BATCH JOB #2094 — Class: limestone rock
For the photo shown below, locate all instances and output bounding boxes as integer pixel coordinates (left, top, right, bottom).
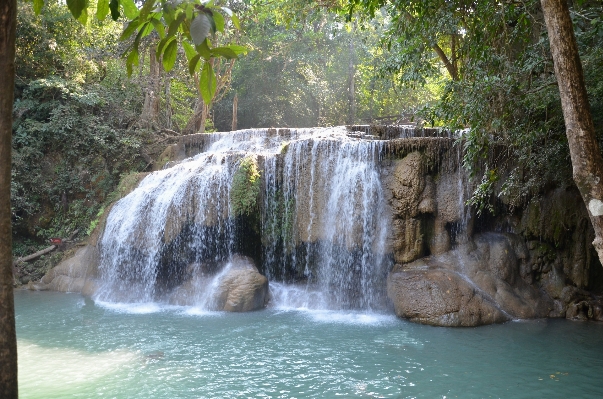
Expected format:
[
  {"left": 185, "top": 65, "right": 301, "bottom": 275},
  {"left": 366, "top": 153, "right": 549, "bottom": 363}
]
[
  {"left": 32, "top": 245, "right": 99, "bottom": 294},
  {"left": 417, "top": 176, "right": 436, "bottom": 214},
  {"left": 388, "top": 267, "right": 509, "bottom": 327},
  {"left": 429, "top": 219, "right": 451, "bottom": 255},
  {"left": 213, "top": 256, "right": 268, "bottom": 312},
  {"left": 391, "top": 218, "right": 423, "bottom": 264},
  {"left": 387, "top": 233, "right": 554, "bottom": 326},
  {"left": 435, "top": 173, "right": 463, "bottom": 224},
  {"left": 387, "top": 152, "right": 425, "bottom": 219}
]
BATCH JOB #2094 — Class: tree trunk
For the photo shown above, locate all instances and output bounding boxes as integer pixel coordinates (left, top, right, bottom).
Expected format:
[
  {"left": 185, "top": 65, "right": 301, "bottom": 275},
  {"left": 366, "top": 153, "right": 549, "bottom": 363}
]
[
  {"left": 541, "top": 0, "right": 603, "bottom": 266},
  {"left": 165, "top": 76, "right": 172, "bottom": 130},
  {"left": 0, "top": 0, "right": 19, "bottom": 396},
  {"left": 347, "top": 31, "right": 356, "bottom": 125},
  {"left": 141, "top": 46, "right": 161, "bottom": 127},
  {"left": 231, "top": 92, "right": 238, "bottom": 131}
]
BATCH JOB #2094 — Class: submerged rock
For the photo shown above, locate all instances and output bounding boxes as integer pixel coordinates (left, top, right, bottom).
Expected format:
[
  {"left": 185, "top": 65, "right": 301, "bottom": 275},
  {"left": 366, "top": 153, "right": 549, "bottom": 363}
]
[{"left": 168, "top": 255, "right": 269, "bottom": 311}]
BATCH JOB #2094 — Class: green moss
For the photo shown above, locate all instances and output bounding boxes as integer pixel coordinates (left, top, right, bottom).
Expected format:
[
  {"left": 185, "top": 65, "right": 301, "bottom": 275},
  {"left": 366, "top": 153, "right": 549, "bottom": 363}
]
[
  {"left": 230, "top": 155, "right": 261, "bottom": 217},
  {"left": 106, "top": 172, "right": 147, "bottom": 204},
  {"left": 279, "top": 141, "right": 290, "bottom": 155},
  {"left": 262, "top": 189, "right": 296, "bottom": 249}
]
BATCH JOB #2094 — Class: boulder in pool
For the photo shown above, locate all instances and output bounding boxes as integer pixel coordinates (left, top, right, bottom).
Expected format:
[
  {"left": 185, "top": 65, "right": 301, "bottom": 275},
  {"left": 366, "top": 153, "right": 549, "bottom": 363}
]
[{"left": 212, "top": 255, "right": 269, "bottom": 312}]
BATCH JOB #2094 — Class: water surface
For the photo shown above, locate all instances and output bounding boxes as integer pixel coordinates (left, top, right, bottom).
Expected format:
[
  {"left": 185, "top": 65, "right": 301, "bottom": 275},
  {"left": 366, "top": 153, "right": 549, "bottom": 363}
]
[{"left": 16, "top": 290, "right": 603, "bottom": 398}]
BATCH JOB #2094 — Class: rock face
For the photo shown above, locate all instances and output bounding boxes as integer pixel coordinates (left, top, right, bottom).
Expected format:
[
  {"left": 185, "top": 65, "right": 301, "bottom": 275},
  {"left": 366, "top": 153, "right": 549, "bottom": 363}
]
[
  {"left": 382, "top": 146, "right": 602, "bottom": 326},
  {"left": 28, "top": 245, "right": 99, "bottom": 294},
  {"left": 388, "top": 268, "right": 509, "bottom": 326},
  {"left": 388, "top": 233, "right": 554, "bottom": 326}
]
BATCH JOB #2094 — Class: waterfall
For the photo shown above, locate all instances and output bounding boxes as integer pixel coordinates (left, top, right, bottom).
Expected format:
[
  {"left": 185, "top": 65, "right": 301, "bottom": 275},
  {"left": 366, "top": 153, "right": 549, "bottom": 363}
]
[
  {"left": 95, "top": 127, "right": 393, "bottom": 310},
  {"left": 262, "top": 135, "right": 390, "bottom": 310}
]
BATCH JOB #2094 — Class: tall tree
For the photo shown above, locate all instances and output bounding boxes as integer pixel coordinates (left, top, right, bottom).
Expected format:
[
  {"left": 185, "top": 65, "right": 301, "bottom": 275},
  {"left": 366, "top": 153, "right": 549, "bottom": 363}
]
[
  {"left": 541, "top": 0, "right": 603, "bottom": 265},
  {"left": 0, "top": 0, "right": 18, "bottom": 396}
]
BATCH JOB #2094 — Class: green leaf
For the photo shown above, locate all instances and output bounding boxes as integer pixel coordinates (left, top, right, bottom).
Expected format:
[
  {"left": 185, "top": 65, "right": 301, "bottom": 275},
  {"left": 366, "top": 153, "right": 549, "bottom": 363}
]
[
  {"left": 207, "top": 12, "right": 217, "bottom": 33},
  {"left": 121, "top": 0, "right": 139, "bottom": 19},
  {"left": 126, "top": 48, "right": 139, "bottom": 77},
  {"left": 78, "top": 6, "right": 88, "bottom": 24},
  {"left": 185, "top": 3, "right": 194, "bottom": 21},
  {"left": 120, "top": 18, "right": 140, "bottom": 41},
  {"left": 127, "top": 48, "right": 139, "bottom": 66},
  {"left": 195, "top": 39, "right": 211, "bottom": 60},
  {"left": 167, "top": 12, "right": 186, "bottom": 38},
  {"left": 138, "top": 22, "right": 154, "bottom": 38},
  {"left": 213, "top": 11, "right": 225, "bottom": 32},
  {"left": 211, "top": 46, "right": 238, "bottom": 59},
  {"left": 231, "top": 15, "right": 241, "bottom": 30},
  {"left": 188, "top": 53, "right": 202, "bottom": 75},
  {"left": 109, "top": 0, "right": 120, "bottom": 20},
  {"left": 182, "top": 41, "right": 197, "bottom": 63},
  {"left": 156, "top": 36, "right": 174, "bottom": 60},
  {"left": 149, "top": 17, "right": 165, "bottom": 38},
  {"left": 162, "top": 39, "right": 178, "bottom": 72},
  {"left": 66, "top": 0, "right": 87, "bottom": 19},
  {"left": 33, "top": 0, "right": 44, "bottom": 14},
  {"left": 224, "top": 44, "right": 248, "bottom": 55},
  {"left": 199, "top": 61, "right": 217, "bottom": 104},
  {"left": 96, "top": 0, "right": 109, "bottom": 20},
  {"left": 138, "top": 0, "right": 156, "bottom": 22}
]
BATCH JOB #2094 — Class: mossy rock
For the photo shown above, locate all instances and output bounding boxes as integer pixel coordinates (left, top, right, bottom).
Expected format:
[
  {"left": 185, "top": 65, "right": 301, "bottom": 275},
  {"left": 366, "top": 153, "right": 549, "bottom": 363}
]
[
  {"left": 153, "top": 144, "right": 178, "bottom": 171},
  {"left": 230, "top": 155, "right": 261, "bottom": 217}
]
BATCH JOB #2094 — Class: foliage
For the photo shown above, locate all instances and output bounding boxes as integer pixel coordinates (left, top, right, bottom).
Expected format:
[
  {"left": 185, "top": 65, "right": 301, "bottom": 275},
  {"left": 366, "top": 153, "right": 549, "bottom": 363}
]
[
  {"left": 11, "top": 75, "right": 146, "bottom": 239},
  {"left": 346, "top": 0, "right": 603, "bottom": 212},
  {"left": 214, "top": 0, "right": 430, "bottom": 129},
  {"left": 466, "top": 168, "right": 498, "bottom": 217},
  {"left": 230, "top": 155, "right": 261, "bottom": 217}
]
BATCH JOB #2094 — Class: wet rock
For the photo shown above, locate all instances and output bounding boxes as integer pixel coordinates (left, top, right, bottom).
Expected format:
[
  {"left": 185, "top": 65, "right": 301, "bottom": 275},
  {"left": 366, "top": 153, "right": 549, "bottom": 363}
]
[
  {"left": 435, "top": 172, "right": 464, "bottom": 224},
  {"left": 386, "top": 152, "right": 425, "bottom": 219},
  {"left": 591, "top": 302, "right": 603, "bottom": 322},
  {"left": 81, "top": 279, "right": 100, "bottom": 296},
  {"left": 213, "top": 256, "right": 269, "bottom": 312},
  {"left": 560, "top": 286, "right": 589, "bottom": 306},
  {"left": 32, "top": 245, "right": 99, "bottom": 294},
  {"left": 429, "top": 219, "right": 451, "bottom": 255},
  {"left": 566, "top": 301, "right": 590, "bottom": 321},
  {"left": 387, "top": 233, "right": 554, "bottom": 326},
  {"left": 391, "top": 218, "right": 423, "bottom": 264},
  {"left": 388, "top": 266, "right": 509, "bottom": 327},
  {"left": 417, "top": 176, "right": 436, "bottom": 214}
]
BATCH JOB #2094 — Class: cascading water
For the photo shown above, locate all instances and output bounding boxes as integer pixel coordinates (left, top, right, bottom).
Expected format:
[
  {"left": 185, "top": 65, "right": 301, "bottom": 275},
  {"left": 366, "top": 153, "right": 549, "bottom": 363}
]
[
  {"left": 95, "top": 127, "right": 393, "bottom": 311},
  {"left": 263, "top": 135, "right": 390, "bottom": 310}
]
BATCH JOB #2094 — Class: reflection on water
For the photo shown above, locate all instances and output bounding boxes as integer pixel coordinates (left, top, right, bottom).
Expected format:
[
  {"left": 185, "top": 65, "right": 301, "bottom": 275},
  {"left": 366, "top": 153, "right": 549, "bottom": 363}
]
[{"left": 15, "top": 290, "right": 603, "bottom": 398}]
